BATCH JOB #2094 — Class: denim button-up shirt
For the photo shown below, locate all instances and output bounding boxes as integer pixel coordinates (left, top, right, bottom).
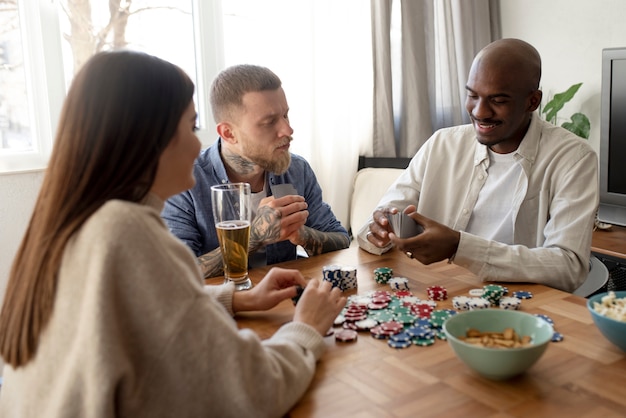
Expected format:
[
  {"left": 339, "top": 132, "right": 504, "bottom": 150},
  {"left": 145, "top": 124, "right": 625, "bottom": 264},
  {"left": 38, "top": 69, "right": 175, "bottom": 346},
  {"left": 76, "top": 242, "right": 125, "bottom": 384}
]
[{"left": 162, "top": 138, "right": 348, "bottom": 265}]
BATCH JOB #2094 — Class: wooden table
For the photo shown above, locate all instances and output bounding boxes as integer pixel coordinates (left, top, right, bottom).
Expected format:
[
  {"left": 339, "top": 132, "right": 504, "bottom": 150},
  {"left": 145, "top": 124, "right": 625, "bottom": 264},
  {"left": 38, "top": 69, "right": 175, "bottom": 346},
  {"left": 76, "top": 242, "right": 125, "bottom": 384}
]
[{"left": 207, "top": 246, "right": 626, "bottom": 417}]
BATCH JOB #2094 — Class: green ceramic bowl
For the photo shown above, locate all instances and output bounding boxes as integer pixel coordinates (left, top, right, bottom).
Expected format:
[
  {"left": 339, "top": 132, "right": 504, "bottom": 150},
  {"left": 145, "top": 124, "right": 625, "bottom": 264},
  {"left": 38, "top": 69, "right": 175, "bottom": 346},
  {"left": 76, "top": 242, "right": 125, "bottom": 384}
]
[
  {"left": 443, "top": 309, "right": 553, "bottom": 380},
  {"left": 587, "top": 291, "right": 626, "bottom": 352}
]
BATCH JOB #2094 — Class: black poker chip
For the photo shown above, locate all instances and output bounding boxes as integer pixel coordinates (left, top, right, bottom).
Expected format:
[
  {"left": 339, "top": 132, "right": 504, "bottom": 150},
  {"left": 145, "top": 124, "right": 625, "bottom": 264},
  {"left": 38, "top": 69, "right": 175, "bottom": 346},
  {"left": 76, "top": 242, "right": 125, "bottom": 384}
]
[{"left": 292, "top": 285, "right": 305, "bottom": 305}]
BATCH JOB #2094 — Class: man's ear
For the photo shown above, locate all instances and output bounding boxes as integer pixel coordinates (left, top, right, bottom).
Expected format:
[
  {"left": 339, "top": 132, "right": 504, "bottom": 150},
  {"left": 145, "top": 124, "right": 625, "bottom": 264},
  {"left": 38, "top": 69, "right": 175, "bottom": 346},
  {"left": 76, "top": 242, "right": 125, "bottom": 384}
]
[
  {"left": 528, "top": 89, "right": 543, "bottom": 112},
  {"left": 217, "top": 122, "right": 237, "bottom": 144}
]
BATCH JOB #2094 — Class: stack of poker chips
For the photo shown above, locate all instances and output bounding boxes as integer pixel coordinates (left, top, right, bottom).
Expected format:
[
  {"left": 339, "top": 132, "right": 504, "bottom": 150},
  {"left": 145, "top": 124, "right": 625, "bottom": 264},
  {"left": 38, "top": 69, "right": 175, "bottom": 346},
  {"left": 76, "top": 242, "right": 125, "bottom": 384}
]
[
  {"left": 468, "top": 297, "right": 490, "bottom": 310},
  {"left": 322, "top": 264, "right": 358, "bottom": 291},
  {"left": 426, "top": 285, "right": 447, "bottom": 301},
  {"left": 373, "top": 267, "right": 393, "bottom": 284},
  {"left": 452, "top": 295, "right": 472, "bottom": 311},
  {"left": 481, "top": 284, "right": 507, "bottom": 306},
  {"left": 388, "top": 276, "right": 410, "bottom": 291},
  {"left": 499, "top": 296, "right": 521, "bottom": 310}
]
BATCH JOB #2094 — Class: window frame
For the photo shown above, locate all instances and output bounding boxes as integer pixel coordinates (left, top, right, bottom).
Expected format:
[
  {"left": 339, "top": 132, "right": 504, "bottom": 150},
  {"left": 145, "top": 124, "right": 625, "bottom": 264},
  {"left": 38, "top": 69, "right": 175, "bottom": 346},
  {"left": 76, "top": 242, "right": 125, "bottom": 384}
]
[{"left": 0, "top": 0, "right": 223, "bottom": 174}]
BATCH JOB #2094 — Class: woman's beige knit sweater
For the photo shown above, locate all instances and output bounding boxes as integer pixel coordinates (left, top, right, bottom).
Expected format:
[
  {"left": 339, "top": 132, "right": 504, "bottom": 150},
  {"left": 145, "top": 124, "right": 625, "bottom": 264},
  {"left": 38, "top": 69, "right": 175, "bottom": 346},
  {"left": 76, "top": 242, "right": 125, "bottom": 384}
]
[{"left": 0, "top": 195, "right": 325, "bottom": 418}]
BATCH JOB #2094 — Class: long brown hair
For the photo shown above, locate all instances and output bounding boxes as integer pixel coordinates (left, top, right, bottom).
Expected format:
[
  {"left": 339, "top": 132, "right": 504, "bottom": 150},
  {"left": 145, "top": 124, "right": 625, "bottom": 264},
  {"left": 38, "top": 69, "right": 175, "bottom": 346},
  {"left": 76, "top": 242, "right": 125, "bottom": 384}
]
[{"left": 0, "top": 50, "right": 195, "bottom": 367}]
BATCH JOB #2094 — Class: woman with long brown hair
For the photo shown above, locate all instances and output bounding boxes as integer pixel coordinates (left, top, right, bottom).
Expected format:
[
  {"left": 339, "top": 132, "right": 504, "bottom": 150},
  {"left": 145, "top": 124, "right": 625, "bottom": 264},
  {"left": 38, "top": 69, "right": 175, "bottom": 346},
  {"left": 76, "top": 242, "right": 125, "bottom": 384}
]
[{"left": 0, "top": 50, "right": 345, "bottom": 417}]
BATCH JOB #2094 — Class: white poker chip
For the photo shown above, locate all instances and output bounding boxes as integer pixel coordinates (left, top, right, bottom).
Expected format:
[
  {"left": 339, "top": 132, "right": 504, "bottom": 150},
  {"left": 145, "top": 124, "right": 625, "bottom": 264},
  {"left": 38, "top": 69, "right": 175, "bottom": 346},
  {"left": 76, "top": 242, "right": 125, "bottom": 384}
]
[
  {"left": 499, "top": 296, "right": 521, "bottom": 310},
  {"left": 333, "top": 314, "right": 346, "bottom": 326},
  {"left": 355, "top": 318, "right": 378, "bottom": 330},
  {"left": 468, "top": 288, "right": 484, "bottom": 297},
  {"left": 452, "top": 295, "right": 472, "bottom": 311},
  {"left": 468, "top": 297, "right": 490, "bottom": 310}
]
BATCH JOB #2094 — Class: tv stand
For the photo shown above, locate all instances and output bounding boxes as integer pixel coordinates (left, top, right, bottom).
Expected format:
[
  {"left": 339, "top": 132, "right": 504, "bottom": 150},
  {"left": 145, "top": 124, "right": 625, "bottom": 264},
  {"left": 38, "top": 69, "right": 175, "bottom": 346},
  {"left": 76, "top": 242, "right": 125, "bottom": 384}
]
[{"left": 592, "top": 225, "right": 626, "bottom": 291}]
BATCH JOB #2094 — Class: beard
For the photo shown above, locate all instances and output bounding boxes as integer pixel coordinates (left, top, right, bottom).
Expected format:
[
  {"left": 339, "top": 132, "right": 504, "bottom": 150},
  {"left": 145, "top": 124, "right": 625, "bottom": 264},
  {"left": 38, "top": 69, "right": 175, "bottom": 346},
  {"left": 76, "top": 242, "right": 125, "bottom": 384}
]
[
  {"left": 242, "top": 136, "right": 292, "bottom": 175},
  {"left": 252, "top": 150, "right": 291, "bottom": 174}
]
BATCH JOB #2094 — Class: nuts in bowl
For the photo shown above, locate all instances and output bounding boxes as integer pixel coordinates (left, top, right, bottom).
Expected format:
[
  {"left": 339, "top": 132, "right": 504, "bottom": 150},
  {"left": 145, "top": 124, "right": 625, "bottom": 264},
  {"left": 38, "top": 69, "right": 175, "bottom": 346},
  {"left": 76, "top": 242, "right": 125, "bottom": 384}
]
[{"left": 443, "top": 309, "right": 553, "bottom": 380}]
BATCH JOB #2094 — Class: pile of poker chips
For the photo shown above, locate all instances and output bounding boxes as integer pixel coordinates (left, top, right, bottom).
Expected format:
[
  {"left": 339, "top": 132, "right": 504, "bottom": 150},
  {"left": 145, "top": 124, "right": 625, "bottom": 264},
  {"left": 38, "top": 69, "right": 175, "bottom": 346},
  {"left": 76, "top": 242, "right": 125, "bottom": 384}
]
[
  {"left": 322, "top": 264, "right": 358, "bottom": 291},
  {"left": 334, "top": 289, "right": 453, "bottom": 348},
  {"left": 332, "top": 269, "right": 564, "bottom": 347}
]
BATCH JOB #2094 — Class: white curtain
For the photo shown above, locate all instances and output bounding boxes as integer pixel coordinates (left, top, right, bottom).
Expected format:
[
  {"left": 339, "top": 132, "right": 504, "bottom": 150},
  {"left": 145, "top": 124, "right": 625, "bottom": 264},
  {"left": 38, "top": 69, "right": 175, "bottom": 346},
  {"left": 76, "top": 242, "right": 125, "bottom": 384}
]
[
  {"left": 371, "top": 0, "right": 501, "bottom": 158},
  {"left": 219, "top": 0, "right": 500, "bottom": 231}
]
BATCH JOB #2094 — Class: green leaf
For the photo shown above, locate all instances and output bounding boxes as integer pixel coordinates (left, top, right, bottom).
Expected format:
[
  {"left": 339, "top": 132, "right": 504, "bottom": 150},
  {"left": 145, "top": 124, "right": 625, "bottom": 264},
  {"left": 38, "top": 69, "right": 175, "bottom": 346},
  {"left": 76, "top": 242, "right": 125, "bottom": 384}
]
[
  {"left": 542, "top": 83, "right": 583, "bottom": 123},
  {"left": 561, "top": 112, "right": 590, "bottom": 139}
]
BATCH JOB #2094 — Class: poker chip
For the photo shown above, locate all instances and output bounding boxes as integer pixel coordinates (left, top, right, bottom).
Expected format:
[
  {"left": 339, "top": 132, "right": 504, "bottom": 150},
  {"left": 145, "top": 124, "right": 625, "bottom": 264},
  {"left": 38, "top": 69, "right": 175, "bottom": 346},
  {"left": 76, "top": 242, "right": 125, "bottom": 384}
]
[
  {"left": 482, "top": 284, "right": 506, "bottom": 306},
  {"left": 499, "top": 296, "right": 521, "bottom": 310},
  {"left": 342, "top": 321, "right": 359, "bottom": 330},
  {"left": 389, "top": 277, "right": 410, "bottom": 291},
  {"left": 374, "top": 267, "right": 393, "bottom": 284},
  {"left": 452, "top": 295, "right": 472, "bottom": 311},
  {"left": 333, "top": 314, "right": 345, "bottom": 326},
  {"left": 535, "top": 313, "right": 554, "bottom": 325},
  {"left": 468, "top": 297, "right": 490, "bottom": 310},
  {"left": 512, "top": 290, "right": 533, "bottom": 300},
  {"left": 291, "top": 285, "right": 304, "bottom": 305},
  {"left": 389, "top": 332, "right": 412, "bottom": 342},
  {"left": 335, "top": 329, "right": 358, "bottom": 342},
  {"left": 551, "top": 332, "right": 564, "bottom": 342},
  {"left": 412, "top": 337, "right": 435, "bottom": 346},
  {"left": 355, "top": 318, "right": 378, "bottom": 331},
  {"left": 388, "top": 339, "right": 412, "bottom": 349},
  {"left": 394, "top": 289, "right": 413, "bottom": 298},
  {"left": 468, "top": 288, "right": 484, "bottom": 297},
  {"left": 427, "top": 285, "right": 447, "bottom": 301}
]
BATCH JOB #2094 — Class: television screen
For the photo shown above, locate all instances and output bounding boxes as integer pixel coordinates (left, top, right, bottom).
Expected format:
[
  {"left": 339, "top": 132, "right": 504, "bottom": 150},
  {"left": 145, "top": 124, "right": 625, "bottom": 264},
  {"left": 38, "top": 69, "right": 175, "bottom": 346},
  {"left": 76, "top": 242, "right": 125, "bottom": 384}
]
[
  {"left": 608, "top": 59, "right": 626, "bottom": 195},
  {"left": 599, "top": 47, "right": 626, "bottom": 226}
]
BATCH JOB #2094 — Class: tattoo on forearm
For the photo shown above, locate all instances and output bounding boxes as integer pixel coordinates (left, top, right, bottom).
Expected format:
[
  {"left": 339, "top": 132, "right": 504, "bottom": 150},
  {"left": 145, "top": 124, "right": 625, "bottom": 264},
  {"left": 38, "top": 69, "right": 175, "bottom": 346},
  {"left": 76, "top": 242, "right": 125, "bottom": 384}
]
[
  {"left": 249, "top": 206, "right": 281, "bottom": 251},
  {"left": 299, "top": 227, "right": 350, "bottom": 256},
  {"left": 198, "top": 249, "right": 225, "bottom": 279}
]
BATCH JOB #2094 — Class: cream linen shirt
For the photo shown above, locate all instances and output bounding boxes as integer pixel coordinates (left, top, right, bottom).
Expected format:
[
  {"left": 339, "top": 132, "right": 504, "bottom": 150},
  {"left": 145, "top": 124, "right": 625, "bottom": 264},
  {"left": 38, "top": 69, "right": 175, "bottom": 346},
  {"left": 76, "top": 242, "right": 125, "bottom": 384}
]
[{"left": 357, "top": 114, "right": 599, "bottom": 292}]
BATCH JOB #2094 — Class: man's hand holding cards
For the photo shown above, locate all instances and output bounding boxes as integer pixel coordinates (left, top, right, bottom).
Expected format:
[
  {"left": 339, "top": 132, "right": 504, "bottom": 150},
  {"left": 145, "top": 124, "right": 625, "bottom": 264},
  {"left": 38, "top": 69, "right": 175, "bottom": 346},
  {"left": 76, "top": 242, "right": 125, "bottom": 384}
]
[{"left": 387, "top": 212, "right": 424, "bottom": 238}]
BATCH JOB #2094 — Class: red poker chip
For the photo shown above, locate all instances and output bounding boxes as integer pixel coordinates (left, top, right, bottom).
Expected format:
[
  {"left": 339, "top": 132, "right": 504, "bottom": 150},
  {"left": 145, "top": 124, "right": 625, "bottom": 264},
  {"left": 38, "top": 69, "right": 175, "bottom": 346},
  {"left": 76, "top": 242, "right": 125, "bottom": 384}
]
[
  {"left": 335, "top": 329, "right": 358, "bottom": 342},
  {"left": 395, "top": 290, "right": 413, "bottom": 297}
]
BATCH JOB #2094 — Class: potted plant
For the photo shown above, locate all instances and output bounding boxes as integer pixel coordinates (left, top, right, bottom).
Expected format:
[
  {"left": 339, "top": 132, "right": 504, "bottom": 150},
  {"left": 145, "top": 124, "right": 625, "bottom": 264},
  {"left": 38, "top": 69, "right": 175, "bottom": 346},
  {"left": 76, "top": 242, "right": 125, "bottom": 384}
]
[
  {"left": 541, "top": 83, "right": 610, "bottom": 230},
  {"left": 541, "top": 82, "right": 591, "bottom": 139}
]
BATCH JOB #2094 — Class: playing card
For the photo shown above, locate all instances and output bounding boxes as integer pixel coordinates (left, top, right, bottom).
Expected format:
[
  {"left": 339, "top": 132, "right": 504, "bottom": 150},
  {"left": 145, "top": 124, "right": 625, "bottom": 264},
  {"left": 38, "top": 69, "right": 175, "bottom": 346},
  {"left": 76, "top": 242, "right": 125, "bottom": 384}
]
[
  {"left": 271, "top": 183, "right": 298, "bottom": 198},
  {"left": 388, "top": 212, "right": 424, "bottom": 238}
]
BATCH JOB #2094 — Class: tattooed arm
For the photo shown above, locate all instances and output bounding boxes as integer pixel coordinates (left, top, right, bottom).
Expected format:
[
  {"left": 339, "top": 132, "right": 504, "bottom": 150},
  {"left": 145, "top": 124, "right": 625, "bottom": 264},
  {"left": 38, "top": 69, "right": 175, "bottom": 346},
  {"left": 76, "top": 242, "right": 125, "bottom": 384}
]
[
  {"left": 290, "top": 227, "right": 351, "bottom": 256},
  {"left": 197, "top": 249, "right": 225, "bottom": 279}
]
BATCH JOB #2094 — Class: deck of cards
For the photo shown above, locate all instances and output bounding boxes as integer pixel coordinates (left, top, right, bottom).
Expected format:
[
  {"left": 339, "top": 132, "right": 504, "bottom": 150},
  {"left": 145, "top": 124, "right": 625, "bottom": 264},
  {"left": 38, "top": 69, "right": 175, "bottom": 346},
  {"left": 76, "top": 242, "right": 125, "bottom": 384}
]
[
  {"left": 271, "top": 183, "right": 298, "bottom": 198},
  {"left": 387, "top": 212, "right": 424, "bottom": 238}
]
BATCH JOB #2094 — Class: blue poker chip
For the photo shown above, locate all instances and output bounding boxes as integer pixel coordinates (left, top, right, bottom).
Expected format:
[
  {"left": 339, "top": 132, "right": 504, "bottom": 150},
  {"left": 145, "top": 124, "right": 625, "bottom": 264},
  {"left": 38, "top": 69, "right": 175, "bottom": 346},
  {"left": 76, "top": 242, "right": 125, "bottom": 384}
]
[
  {"left": 551, "top": 332, "right": 564, "bottom": 342},
  {"left": 388, "top": 339, "right": 412, "bottom": 349},
  {"left": 389, "top": 332, "right": 412, "bottom": 342},
  {"left": 512, "top": 290, "right": 533, "bottom": 299},
  {"left": 535, "top": 313, "right": 554, "bottom": 325},
  {"left": 414, "top": 318, "right": 432, "bottom": 328}
]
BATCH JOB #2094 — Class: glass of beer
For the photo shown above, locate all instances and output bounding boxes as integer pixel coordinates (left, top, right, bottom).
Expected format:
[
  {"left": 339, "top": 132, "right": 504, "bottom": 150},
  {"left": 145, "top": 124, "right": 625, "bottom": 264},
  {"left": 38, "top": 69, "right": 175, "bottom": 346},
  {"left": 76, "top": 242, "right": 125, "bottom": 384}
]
[{"left": 211, "top": 183, "right": 252, "bottom": 291}]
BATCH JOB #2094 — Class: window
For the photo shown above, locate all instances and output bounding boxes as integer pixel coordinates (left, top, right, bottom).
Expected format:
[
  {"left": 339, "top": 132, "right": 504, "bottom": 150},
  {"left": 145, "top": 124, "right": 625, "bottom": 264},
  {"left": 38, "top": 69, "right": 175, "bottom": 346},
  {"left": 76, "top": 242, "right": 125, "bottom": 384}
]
[{"left": 0, "top": 0, "right": 222, "bottom": 174}]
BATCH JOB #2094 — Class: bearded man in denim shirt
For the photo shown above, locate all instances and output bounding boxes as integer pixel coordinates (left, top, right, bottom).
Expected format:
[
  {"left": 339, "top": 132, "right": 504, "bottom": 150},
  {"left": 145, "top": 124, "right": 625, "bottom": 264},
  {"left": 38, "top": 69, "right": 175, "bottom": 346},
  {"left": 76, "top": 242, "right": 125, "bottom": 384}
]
[{"left": 162, "top": 65, "right": 349, "bottom": 279}]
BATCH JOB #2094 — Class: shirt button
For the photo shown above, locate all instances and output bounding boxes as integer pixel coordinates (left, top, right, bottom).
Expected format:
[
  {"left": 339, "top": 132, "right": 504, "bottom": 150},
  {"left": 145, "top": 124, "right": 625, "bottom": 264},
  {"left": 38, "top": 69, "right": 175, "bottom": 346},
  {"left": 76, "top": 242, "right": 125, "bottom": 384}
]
[
  {"left": 462, "top": 209, "right": 469, "bottom": 214},
  {"left": 478, "top": 175, "right": 484, "bottom": 180}
]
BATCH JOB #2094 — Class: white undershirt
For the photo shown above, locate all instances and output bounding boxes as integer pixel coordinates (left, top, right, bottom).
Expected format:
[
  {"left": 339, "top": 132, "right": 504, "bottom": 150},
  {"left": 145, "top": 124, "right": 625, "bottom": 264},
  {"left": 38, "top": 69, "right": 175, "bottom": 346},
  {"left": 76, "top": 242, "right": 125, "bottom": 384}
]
[{"left": 465, "top": 149, "right": 522, "bottom": 244}]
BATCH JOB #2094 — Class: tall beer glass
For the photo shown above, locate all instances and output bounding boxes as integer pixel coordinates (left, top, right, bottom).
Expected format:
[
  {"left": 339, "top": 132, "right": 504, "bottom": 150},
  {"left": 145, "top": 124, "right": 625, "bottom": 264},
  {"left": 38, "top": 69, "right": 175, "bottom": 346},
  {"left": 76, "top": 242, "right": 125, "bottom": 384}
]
[{"left": 211, "top": 183, "right": 252, "bottom": 291}]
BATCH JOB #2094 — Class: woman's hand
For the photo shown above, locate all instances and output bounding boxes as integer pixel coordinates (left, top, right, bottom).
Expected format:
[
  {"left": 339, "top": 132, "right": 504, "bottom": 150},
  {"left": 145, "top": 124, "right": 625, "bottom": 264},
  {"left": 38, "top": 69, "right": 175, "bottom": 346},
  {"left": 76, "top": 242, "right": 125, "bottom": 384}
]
[
  {"left": 232, "top": 267, "right": 307, "bottom": 313},
  {"left": 293, "top": 279, "right": 345, "bottom": 336}
]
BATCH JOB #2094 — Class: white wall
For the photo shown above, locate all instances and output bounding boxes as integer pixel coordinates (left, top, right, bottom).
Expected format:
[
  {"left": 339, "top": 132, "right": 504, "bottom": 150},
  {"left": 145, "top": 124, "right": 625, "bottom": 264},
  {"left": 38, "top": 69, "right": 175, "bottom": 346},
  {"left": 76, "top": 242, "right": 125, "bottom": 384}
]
[{"left": 500, "top": 0, "right": 626, "bottom": 154}]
